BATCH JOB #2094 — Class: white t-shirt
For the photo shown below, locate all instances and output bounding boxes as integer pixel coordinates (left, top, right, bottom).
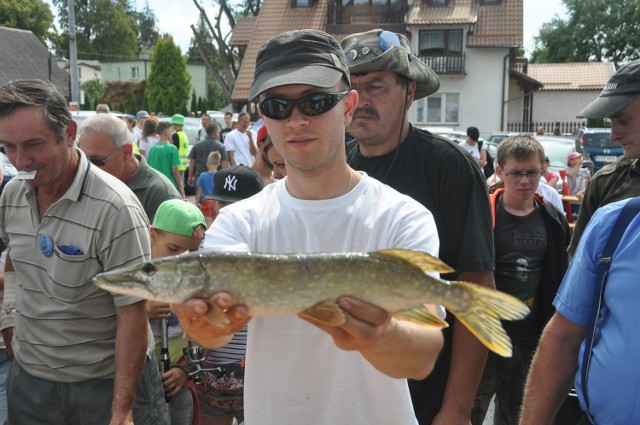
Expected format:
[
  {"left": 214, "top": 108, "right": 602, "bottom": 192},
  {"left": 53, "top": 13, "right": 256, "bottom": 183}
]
[
  {"left": 224, "top": 129, "right": 256, "bottom": 165},
  {"left": 459, "top": 140, "right": 485, "bottom": 160},
  {"left": 138, "top": 135, "right": 160, "bottom": 157},
  {"left": 201, "top": 174, "right": 439, "bottom": 425}
]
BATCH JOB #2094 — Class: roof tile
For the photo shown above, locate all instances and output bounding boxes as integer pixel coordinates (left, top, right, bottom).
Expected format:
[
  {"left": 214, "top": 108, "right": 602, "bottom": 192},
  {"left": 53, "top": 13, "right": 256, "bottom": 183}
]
[
  {"left": 229, "top": 16, "right": 257, "bottom": 46},
  {"left": 528, "top": 62, "right": 616, "bottom": 91},
  {"left": 232, "top": 0, "right": 329, "bottom": 101}
]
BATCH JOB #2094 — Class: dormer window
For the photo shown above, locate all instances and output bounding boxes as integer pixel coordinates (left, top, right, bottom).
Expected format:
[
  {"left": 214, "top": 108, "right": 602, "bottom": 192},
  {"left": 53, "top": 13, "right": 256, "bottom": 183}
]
[
  {"left": 480, "top": 0, "right": 500, "bottom": 4},
  {"left": 428, "top": 0, "right": 448, "bottom": 5},
  {"left": 294, "top": 0, "right": 312, "bottom": 7}
]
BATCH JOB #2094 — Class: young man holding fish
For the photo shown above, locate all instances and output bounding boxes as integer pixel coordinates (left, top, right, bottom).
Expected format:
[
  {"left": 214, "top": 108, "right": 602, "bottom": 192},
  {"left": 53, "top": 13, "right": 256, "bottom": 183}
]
[{"left": 173, "top": 29, "right": 446, "bottom": 424}]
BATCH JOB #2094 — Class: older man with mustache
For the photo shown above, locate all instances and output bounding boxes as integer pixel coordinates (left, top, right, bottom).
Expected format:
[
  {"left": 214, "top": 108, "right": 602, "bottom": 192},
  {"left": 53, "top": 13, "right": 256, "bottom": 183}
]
[{"left": 342, "top": 30, "right": 495, "bottom": 425}]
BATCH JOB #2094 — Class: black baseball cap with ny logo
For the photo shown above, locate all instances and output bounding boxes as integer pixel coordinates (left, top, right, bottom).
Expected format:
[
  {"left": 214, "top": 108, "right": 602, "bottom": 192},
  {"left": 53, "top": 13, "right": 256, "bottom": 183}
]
[{"left": 207, "top": 165, "right": 265, "bottom": 203}]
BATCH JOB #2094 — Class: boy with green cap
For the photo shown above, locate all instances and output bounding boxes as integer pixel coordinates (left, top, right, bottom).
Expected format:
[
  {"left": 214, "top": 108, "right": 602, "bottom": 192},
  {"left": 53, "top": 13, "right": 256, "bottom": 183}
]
[{"left": 147, "top": 199, "right": 207, "bottom": 425}]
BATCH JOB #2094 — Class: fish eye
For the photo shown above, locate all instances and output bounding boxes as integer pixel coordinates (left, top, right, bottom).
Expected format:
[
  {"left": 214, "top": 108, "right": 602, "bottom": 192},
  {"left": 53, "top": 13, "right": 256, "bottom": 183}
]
[{"left": 140, "top": 262, "right": 156, "bottom": 275}]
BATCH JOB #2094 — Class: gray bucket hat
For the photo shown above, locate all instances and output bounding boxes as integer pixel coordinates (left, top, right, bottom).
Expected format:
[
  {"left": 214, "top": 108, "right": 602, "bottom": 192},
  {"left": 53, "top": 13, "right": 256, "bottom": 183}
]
[
  {"left": 340, "top": 29, "right": 440, "bottom": 100},
  {"left": 577, "top": 59, "right": 640, "bottom": 119}
]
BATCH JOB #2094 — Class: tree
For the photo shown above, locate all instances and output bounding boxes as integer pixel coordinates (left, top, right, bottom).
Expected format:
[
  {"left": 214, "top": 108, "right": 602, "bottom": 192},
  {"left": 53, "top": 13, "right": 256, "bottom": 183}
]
[
  {"left": 145, "top": 36, "right": 191, "bottom": 115},
  {"left": 188, "top": 0, "right": 263, "bottom": 101},
  {"left": 190, "top": 89, "right": 198, "bottom": 115},
  {"left": 137, "top": 0, "right": 160, "bottom": 52},
  {"left": 53, "top": 0, "right": 139, "bottom": 60},
  {"left": 81, "top": 79, "right": 105, "bottom": 110},
  {"left": 0, "top": 0, "right": 55, "bottom": 45},
  {"left": 531, "top": 0, "right": 640, "bottom": 66},
  {"left": 129, "top": 92, "right": 138, "bottom": 115}
]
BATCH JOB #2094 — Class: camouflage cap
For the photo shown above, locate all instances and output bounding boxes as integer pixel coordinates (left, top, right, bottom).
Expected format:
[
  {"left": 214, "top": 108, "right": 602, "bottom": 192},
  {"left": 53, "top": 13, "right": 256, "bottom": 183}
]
[{"left": 340, "top": 29, "right": 440, "bottom": 100}]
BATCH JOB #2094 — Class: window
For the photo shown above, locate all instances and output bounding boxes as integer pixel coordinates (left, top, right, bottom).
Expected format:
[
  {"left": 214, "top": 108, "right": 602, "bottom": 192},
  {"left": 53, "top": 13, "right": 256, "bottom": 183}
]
[
  {"left": 419, "top": 30, "right": 462, "bottom": 56},
  {"left": 428, "top": 0, "right": 448, "bottom": 5},
  {"left": 131, "top": 66, "right": 139, "bottom": 80},
  {"left": 294, "top": 0, "right": 311, "bottom": 6},
  {"left": 416, "top": 93, "right": 459, "bottom": 124},
  {"left": 480, "top": 0, "right": 500, "bottom": 4}
]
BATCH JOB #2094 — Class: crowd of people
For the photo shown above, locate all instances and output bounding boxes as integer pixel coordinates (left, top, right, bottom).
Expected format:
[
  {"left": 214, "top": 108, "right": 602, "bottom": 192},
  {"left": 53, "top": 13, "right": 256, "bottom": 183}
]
[{"left": 0, "top": 27, "right": 638, "bottom": 425}]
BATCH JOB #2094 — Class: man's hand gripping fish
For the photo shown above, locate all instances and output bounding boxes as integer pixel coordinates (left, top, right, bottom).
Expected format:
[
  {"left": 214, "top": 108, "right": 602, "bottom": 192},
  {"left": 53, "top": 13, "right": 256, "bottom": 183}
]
[{"left": 93, "top": 249, "right": 528, "bottom": 357}]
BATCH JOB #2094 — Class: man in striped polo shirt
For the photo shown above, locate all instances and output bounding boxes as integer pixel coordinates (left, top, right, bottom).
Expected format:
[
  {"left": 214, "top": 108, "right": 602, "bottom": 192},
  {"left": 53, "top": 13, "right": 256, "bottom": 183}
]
[{"left": 0, "top": 80, "right": 154, "bottom": 425}]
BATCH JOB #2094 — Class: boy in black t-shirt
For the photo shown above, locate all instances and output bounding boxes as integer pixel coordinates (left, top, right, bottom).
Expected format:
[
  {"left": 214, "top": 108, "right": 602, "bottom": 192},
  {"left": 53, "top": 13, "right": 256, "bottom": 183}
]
[{"left": 470, "top": 135, "right": 570, "bottom": 425}]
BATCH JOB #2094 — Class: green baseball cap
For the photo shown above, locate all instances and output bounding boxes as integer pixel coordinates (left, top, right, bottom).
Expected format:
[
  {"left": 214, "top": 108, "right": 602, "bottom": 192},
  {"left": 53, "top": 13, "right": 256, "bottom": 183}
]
[
  {"left": 152, "top": 199, "right": 206, "bottom": 239},
  {"left": 341, "top": 29, "right": 440, "bottom": 100},
  {"left": 171, "top": 114, "right": 185, "bottom": 126}
]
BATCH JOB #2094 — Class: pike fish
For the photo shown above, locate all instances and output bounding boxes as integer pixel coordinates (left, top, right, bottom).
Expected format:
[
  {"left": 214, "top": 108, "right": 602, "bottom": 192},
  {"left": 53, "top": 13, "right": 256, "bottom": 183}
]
[{"left": 92, "top": 249, "right": 529, "bottom": 357}]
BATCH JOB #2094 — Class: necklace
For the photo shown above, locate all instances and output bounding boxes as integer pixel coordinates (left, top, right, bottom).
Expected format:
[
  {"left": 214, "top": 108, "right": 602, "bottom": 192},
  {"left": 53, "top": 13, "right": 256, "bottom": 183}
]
[{"left": 346, "top": 171, "right": 354, "bottom": 194}]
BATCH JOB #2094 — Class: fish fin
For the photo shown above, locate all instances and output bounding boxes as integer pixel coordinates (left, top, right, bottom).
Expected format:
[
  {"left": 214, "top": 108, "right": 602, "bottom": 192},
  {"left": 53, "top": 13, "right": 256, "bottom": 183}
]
[
  {"left": 376, "top": 249, "right": 456, "bottom": 274},
  {"left": 299, "top": 301, "right": 346, "bottom": 326},
  {"left": 394, "top": 306, "right": 449, "bottom": 328},
  {"left": 446, "top": 282, "right": 530, "bottom": 357}
]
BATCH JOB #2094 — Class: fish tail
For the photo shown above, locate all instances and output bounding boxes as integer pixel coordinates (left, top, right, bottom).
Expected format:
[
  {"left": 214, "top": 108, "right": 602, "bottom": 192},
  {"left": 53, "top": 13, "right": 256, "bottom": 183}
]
[{"left": 447, "top": 282, "right": 530, "bottom": 357}]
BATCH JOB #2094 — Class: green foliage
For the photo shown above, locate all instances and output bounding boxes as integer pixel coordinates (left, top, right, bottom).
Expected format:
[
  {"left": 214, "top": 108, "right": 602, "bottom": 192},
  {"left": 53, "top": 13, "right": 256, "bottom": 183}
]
[
  {"left": 0, "top": 0, "right": 55, "bottom": 45},
  {"left": 136, "top": 0, "right": 160, "bottom": 51},
  {"left": 53, "top": 0, "right": 139, "bottom": 60},
  {"left": 197, "top": 97, "right": 204, "bottom": 115},
  {"left": 129, "top": 93, "right": 138, "bottom": 115},
  {"left": 587, "top": 118, "right": 607, "bottom": 128},
  {"left": 84, "top": 96, "right": 93, "bottom": 112},
  {"left": 102, "top": 81, "right": 142, "bottom": 113},
  {"left": 81, "top": 79, "right": 105, "bottom": 110},
  {"left": 531, "top": 0, "right": 640, "bottom": 66},
  {"left": 190, "top": 90, "right": 198, "bottom": 115},
  {"left": 145, "top": 36, "right": 191, "bottom": 115}
]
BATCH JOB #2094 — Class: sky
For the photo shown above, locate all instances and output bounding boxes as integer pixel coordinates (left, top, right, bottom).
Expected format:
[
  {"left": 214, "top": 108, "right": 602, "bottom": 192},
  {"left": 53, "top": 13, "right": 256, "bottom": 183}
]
[{"left": 45, "top": 0, "right": 567, "bottom": 57}]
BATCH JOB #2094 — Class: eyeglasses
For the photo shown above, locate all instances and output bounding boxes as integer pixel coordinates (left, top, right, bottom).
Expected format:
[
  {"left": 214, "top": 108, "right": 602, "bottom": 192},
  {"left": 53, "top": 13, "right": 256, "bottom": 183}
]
[
  {"left": 259, "top": 91, "right": 349, "bottom": 120},
  {"left": 502, "top": 169, "right": 542, "bottom": 181},
  {"left": 88, "top": 147, "right": 123, "bottom": 166}
]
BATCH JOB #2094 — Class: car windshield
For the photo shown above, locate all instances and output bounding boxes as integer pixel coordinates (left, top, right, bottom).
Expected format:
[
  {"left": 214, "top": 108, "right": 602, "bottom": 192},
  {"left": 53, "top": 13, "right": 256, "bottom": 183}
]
[
  {"left": 582, "top": 133, "right": 618, "bottom": 149},
  {"left": 538, "top": 139, "right": 574, "bottom": 168}
]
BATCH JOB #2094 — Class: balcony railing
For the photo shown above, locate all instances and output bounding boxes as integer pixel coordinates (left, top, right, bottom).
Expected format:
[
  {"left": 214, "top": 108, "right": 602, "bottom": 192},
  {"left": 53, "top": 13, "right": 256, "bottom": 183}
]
[
  {"left": 327, "top": 2, "right": 408, "bottom": 26},
  {"left": 418, "top": 53, "right": 466, "bottom": 75},
  {"left": 511, "top": 57, "right": 528, "bottom": 74}
]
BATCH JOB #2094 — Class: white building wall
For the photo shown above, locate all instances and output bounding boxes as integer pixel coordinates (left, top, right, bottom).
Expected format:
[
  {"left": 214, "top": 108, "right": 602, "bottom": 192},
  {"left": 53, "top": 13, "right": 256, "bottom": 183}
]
[
  {"left": 531, "top": 90, "right": 600, "bottom": 123},
  {"left": 78, "top": 64, "right": 101, "bottom": 86},
  {"left": 406, "top": 27, "right": 510, "bottom": 139}
]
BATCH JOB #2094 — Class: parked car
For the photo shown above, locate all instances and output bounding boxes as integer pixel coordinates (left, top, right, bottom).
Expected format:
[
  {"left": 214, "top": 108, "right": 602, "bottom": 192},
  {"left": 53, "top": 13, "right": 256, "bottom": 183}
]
[
  {"left": 536, "top": 135, "right": 594, "bottom": 188},
  {"left": 157, "top": 116, "right": 201, "bottom": 150},
  {"left": 487, "top": 135, "right": 594, "bottom": 193},
  {"left": 488, "top": 132, "right": 520, "bottom": 144},
  {"left": 575, "top": 128, "right": 620, "bottom": 172}
]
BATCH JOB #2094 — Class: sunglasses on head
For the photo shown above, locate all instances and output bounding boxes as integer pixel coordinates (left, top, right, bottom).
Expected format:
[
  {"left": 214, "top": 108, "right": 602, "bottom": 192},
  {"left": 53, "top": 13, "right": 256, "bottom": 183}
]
[
  {"left": 88, "top": 146, "right": 122, "bottom": 166},
  {"left": 259, "top": 91, "right": 349, "bottom": 120}
]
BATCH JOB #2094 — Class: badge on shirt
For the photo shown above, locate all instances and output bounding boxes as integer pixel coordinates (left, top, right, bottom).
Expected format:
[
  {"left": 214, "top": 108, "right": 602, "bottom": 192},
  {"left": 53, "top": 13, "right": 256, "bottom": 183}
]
[{"left": 39, "top": 234, "right": 54, "bottom": 257}]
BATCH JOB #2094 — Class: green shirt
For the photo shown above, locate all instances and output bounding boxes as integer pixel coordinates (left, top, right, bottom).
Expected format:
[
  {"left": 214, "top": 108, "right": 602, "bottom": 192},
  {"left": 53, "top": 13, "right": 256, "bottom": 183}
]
[{"left": 147, "top": 141, "right": 181, "bottom": 189}]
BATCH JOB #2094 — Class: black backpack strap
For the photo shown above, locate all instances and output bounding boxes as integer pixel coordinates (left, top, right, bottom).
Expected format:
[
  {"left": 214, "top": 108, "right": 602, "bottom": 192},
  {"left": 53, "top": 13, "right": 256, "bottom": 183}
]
[{"left": 581, "top": 197, "right": 640, "bottom": 422}]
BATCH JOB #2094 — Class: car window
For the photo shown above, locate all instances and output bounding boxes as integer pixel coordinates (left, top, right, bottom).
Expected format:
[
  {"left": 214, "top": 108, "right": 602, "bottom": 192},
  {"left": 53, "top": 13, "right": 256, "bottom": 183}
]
[
  {"left": 538, "top": 140, "right": 573, "bottom": 168},
  {"left": 582, "top": 133, "right": 618, "bottom": 149}
]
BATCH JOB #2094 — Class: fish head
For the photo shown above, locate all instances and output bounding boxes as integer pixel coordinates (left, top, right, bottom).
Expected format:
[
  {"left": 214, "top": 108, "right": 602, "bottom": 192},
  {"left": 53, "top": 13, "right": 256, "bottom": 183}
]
[{"left": 92, "top": 254, "right": 208, "bottom": 303}]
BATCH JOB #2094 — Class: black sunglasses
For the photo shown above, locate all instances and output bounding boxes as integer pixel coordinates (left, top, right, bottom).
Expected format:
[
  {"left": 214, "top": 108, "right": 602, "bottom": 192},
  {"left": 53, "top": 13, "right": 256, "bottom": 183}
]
[
  {"left": 88, "top": 147, "right": 122, "bottom": 166},
  {"left": 259, "top": 91, "right": 349, "bottom": 120}
]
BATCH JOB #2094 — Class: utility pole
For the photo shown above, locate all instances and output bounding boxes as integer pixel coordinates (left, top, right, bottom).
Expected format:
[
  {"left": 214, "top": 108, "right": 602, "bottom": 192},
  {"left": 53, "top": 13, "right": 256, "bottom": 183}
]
[{"left": 67, "top": 0, "right": 80, "bottom": 105}]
